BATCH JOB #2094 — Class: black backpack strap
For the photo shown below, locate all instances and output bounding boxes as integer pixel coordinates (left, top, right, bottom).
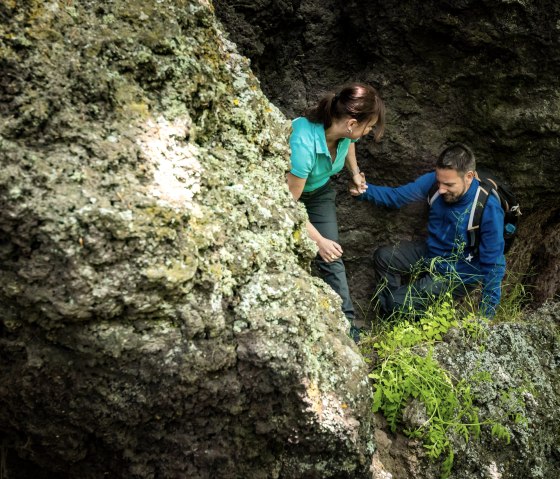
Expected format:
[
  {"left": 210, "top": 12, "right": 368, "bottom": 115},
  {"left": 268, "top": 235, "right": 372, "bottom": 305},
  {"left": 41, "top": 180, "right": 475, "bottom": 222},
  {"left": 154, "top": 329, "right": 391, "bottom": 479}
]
[
  {"left": 427, "top": 182, "right": 439, "bottom": 206},
  {"left": 467, "top": 183, "right": 492, "bottom": 251}
]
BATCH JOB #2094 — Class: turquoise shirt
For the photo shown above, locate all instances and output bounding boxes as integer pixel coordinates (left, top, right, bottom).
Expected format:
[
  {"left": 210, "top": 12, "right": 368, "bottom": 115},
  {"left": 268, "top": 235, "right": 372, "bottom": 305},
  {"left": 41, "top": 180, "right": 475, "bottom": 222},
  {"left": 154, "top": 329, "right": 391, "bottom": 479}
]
[{"left": 289, "top": 117, "right": 355, "bottom": 192}]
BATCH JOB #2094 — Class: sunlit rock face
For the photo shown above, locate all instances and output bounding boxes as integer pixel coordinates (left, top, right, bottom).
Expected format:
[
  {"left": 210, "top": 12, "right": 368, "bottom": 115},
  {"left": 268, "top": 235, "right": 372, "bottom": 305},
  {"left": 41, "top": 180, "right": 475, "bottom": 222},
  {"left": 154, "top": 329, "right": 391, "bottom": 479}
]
[
  {"left": 0, "top": 1, "right": 372, "bottom": 477},
  {"left": 214, "top": 0, "right": 560, "bottom": 317}
]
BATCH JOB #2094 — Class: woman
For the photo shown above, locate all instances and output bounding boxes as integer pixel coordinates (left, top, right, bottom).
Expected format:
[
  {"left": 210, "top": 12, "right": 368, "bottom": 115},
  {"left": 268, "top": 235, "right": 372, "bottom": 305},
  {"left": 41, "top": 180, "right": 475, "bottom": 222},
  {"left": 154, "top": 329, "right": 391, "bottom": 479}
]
[{"left": 287, "top": 82, "right": 385, "bottom": 339}]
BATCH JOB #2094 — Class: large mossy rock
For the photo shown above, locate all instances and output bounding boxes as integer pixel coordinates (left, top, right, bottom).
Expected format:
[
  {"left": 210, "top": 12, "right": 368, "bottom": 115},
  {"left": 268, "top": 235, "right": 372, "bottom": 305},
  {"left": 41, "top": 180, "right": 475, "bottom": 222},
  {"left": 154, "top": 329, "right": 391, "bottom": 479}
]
[
  {"left": 0, "top": 1, "right": 372, "bottom": 477},
  {"left": 437, "top": 304, "right": 560, "bottom": 479}
]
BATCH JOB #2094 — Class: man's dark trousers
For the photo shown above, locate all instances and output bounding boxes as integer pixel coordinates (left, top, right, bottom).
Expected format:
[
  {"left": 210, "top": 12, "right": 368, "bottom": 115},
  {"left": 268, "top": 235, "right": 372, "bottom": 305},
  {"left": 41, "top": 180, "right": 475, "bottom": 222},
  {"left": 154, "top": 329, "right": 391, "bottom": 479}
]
[{"left": 374, "top": 240, "right": 470, "bottom": 316}]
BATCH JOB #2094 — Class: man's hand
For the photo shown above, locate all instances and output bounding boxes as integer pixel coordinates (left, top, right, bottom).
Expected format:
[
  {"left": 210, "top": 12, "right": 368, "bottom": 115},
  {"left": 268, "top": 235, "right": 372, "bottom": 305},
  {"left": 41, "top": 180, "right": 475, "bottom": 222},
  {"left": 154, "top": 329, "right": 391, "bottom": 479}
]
[
  {"left": 317, "top": 237, "right": 343, "bottom": 262},
  {"left": 349, "top": 172, "right": 367, "bottom": 196}
]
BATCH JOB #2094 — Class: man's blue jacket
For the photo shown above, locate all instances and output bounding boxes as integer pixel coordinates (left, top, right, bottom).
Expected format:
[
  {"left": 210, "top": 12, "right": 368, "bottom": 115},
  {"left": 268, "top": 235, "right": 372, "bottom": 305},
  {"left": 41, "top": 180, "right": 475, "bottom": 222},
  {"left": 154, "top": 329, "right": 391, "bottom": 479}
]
[{"left": 359, "top": 172, "right": 506, "bottom": 316}]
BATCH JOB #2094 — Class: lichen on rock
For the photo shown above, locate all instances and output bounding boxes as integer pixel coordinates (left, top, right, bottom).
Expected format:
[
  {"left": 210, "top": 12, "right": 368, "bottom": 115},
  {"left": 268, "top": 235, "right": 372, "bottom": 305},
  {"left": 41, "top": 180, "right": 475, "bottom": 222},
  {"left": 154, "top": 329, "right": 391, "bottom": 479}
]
[
  {"left": 0, "top": 1, "right": 372, "bottom": 477},
  {"left": 433, "top": 303, "right": 560, "bottom": 479}
]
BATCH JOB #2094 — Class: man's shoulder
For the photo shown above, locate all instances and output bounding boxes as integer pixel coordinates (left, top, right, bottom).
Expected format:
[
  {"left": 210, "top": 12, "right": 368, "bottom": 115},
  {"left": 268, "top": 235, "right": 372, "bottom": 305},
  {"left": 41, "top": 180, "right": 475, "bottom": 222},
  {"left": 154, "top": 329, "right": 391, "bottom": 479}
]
[
  {"left": 418, "top": 171, "right": 437, "bottom": 182},
  {"left": 482, "top": 192, "right": 505, "bottom": 223},
  {"left": 414, "top": 171, "right": 437, "bottom": 193}
]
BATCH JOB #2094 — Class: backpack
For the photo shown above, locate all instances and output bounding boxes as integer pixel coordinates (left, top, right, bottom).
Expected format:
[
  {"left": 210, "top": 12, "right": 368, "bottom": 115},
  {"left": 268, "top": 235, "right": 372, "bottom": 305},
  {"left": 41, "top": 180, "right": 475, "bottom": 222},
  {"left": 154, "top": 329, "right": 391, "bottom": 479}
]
[{"left": 427, "top": 171, "right": 521, "bottom": 254}]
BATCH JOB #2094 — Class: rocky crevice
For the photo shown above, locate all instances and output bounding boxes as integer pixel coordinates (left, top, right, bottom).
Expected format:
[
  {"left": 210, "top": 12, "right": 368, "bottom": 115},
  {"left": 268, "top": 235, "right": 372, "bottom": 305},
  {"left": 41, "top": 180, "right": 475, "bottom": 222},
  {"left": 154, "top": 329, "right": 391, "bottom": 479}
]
[{"left": 214, "top": 0, "right": 560, "bottom": 315}]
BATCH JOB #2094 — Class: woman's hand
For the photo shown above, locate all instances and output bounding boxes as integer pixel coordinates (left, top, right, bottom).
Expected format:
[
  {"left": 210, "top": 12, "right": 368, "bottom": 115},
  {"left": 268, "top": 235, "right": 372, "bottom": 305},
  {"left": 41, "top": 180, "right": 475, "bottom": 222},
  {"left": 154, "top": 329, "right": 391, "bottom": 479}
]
[
  {"left": 317, "top": 237, "right": 343, "bottom": 262},
  {"left": 349, "top": 172, "right": 367, "bottom": 196}
]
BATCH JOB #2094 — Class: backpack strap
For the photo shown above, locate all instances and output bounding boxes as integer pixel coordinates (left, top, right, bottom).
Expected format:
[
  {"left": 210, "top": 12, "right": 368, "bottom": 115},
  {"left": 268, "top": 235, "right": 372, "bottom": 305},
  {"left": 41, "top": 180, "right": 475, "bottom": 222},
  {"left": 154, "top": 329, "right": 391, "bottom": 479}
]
[
  {"left": 467, "top": 185, "right": 487, "bottom": 251},
  {"left": 427, "top": 182, "right": 439, "bottom": 206},
  {"left": 482, "top": 177, "right": 507, "bottom": 209},
  {"left": 467, "top": 180, "right": 496, "bottom": 251}
]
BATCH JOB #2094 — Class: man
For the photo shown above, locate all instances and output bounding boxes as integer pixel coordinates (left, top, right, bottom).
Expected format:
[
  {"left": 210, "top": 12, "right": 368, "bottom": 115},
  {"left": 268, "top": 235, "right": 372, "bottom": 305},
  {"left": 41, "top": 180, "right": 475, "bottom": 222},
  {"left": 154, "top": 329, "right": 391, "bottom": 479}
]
[{"left": 351, "top": 144, "right": 506, "bottom": 317}]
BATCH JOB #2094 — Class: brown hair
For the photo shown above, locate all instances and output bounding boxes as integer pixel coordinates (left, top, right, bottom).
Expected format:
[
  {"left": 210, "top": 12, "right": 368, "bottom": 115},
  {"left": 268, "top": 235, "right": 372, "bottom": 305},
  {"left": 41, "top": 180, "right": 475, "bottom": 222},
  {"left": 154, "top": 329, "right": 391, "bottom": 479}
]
[{"left": 304, "top": 82, "right": 386, "bottom": 141}]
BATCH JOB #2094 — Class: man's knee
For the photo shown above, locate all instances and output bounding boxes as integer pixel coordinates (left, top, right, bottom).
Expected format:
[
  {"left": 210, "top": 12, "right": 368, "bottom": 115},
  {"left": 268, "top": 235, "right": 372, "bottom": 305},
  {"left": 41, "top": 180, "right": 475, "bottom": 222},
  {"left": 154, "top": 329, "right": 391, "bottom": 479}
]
[{"left": 373, "top": 244, "right": 394, "bottom": 271}]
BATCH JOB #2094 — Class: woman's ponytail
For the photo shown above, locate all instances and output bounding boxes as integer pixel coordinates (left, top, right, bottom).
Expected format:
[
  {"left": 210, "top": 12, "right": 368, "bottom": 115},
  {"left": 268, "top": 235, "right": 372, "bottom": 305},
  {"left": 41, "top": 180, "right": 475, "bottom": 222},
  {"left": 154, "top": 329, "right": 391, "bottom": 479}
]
[
  {"left": 305, "top": 93, "right": 336, "bottom": 128},
  {"left": 303, "top": 83, "right": 386, "bottom": 142}
]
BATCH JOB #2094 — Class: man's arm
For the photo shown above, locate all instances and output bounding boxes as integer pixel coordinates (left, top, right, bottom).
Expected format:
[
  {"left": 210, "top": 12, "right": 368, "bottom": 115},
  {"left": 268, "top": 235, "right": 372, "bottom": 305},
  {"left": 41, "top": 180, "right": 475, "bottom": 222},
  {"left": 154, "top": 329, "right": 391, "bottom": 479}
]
[
  {"left": 353, "top": 171, "right": 436, "bottom": 209},
  {"left": 478, "top": 197, "right": 506, "bottom": 317}
]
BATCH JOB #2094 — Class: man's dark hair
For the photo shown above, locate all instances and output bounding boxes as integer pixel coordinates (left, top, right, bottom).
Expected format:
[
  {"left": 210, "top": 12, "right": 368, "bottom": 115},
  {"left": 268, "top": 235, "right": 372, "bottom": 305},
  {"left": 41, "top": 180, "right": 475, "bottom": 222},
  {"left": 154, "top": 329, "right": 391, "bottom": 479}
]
[{"left": 436, "top": 143, "right": 476, "bottom": 175}]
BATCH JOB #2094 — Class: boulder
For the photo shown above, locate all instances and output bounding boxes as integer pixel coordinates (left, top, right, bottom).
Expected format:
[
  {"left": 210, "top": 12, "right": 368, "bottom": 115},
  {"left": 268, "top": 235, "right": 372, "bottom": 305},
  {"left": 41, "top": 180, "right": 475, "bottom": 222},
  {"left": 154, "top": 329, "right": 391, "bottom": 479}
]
[{"left": 0, "top": 1, "right": 371, "bottom": 477}]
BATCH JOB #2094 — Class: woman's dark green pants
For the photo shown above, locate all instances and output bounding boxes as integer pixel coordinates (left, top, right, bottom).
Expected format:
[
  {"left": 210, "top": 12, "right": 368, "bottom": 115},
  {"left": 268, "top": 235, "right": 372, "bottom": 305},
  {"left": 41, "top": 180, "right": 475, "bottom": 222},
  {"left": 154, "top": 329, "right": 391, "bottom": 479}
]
[{"left": 300, "top": 182, "right": 355, "bottom": 321}]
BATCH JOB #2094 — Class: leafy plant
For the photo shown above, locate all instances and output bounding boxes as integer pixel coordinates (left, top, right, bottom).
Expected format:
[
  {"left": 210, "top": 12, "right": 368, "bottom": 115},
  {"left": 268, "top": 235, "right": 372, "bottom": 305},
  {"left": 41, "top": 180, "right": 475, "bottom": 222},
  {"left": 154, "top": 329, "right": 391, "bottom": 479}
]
[
  {"left": 364, "top": 295, "right": 513, "bottom": 478},
  {"left": 360, "top": 243, "right": 533, "bottom": 476},
  {"left": 493, "top": 270, "right": 533, "bottom": 322}
]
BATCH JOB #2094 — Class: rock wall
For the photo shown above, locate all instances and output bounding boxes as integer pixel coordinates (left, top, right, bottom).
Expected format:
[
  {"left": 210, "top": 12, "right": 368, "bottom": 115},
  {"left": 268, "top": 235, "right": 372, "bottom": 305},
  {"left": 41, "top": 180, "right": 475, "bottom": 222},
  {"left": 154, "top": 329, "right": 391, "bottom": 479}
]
[
  {"left": 0, "top": 1, "right": 372, "bottom": 477},
  {"left": 214, "top": 0, "right": 560, "bottom": 320}
]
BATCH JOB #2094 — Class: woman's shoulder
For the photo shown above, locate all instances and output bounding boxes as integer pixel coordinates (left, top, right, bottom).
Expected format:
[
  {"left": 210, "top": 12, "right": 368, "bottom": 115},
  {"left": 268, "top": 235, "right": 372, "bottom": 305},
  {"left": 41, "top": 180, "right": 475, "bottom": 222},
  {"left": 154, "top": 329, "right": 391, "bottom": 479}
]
[
  {"left": 292, "top": 116, "right": 310, "bottom": 126},
  {"left": 291, "top": 117, "right": 318, "bottom": 143}
]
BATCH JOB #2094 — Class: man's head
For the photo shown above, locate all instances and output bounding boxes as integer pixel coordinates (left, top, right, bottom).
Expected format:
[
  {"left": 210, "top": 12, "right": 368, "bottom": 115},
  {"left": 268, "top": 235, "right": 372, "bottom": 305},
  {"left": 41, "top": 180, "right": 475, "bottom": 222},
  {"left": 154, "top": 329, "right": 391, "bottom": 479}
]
[{"left": 435, "top": 143, "right": 476, "bottom": 203}]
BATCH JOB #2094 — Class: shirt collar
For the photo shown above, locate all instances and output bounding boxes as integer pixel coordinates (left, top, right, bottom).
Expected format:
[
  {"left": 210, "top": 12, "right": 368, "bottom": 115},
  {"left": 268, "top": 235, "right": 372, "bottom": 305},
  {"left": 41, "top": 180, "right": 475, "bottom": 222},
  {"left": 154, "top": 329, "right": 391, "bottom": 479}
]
[
  {"left": 314, "top": 122, "right": 329, "bottom": 155},
  {"left": 457, "top": 177, "right": 480, "bottom": 205}
]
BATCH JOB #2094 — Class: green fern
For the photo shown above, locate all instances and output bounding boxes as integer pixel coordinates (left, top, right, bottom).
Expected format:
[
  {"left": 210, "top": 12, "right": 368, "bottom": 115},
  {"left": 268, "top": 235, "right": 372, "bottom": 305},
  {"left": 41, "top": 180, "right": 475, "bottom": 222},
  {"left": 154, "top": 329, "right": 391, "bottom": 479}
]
[{"left": 365, "top": 295, "right": 514, "bottom": 478}]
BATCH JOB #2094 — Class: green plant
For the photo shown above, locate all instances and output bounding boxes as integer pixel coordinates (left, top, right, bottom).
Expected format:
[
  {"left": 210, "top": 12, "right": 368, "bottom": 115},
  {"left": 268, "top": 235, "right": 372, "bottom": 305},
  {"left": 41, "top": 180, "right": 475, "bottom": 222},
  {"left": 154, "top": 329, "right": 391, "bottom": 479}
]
[
  {"left": 365, "top": 295, "right": 511, "bottom": 478},
  {"left": 361, "top": 245, "right": 532, "bottom": 476},
  {"left": 498, "top": 386, "right": 531, "bottom": 427},
  {"left": 460, "top": 312, "right": 488, "bottom": 342},
  {"left": 494, "top": 270, "right": 533, "bottom": 322}
]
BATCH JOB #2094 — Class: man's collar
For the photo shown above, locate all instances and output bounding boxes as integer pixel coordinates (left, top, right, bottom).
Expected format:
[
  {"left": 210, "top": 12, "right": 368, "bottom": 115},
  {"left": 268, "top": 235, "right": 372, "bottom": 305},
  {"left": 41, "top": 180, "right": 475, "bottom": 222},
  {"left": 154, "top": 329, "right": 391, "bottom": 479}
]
[{"left": 459, "top": 177, "right": 480, "bottom": 203}]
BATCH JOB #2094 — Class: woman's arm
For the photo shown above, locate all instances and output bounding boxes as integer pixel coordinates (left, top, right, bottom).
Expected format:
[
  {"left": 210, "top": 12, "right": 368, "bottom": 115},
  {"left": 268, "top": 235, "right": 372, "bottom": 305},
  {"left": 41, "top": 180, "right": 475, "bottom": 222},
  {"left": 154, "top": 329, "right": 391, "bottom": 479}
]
[
  {"left": 286, "top": 173, "right": 343, "bottom": 262},
  {"left": 345, "top": 143, "right": 367, "bottom": 194},
  {"left": 286, "top": 172, "right": 306, "bottom": 201}
]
